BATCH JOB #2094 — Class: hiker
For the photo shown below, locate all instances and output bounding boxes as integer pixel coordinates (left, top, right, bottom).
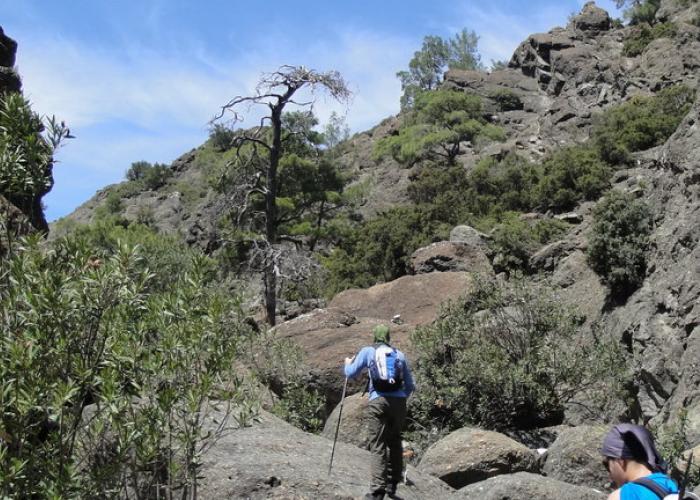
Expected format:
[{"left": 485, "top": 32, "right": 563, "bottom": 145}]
[
  {"left": 601, "top": 423, "right": 680, "bottom": 499},
  {"left": 343, "top": 324, "right": 415, "bottom": 500}
]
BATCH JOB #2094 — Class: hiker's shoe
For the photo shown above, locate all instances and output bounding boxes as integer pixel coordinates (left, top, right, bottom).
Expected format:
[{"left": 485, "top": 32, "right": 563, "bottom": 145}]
[
  {"left": 364, "top": 490, "right": 385, "bottom": 499},
  {"left": 387, "top": 482, "right": 399, "bottom": 498}
]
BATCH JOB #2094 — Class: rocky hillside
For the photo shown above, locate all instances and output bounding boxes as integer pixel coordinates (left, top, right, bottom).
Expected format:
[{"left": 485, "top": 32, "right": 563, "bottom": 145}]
[{"left": 48, "top": 0, "right": 700, "bottom": 496}]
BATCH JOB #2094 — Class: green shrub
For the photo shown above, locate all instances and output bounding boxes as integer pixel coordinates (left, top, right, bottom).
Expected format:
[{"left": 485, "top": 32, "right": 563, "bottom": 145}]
[
  {"left": 625, "top": 0, "right": 661, "bottom": 25},
  {"left": 125, "top": 161, "right": 172, "bottom": 190},
  {"left": 623, "top": 22, "right": 677, "bottom": 56},
  {"left": 0, "top": 92, "right": 70, "bottom": 237},
  {"left": 321, "top": 206, "right": 449, "bottom": 295},
  {"left": 244, "top": 330, "right": 326, "bottom": 432},
  {"left": 489, "top": 213, "right": 569, "bottom": 273},
  {"left": 102, "top": 190, "right": 123, "bottom": 215},
  {"left": 69, "top": 218, "right": 208, "bottom": 292},
  {"left": 488, "top": 88, "right": 523, "bottom": 111},
  {"left": 536, "top": 145, "right": 611, "bottom": 211},
  {"left": 0, "top": 235, "right": 254, "bottom": 497},
  {"left": 272, "top": 381, "right": 326, "bottom": 433},
  {"left": 208, "top": 123, "right": 236, "bottom": 152},
  {"left": 410, "top": 279, "right": 626, "bottom": 434},
  {"left": 593, "top": 84, "right": 694, "bottom": 164},
  {"left": 587, "top": 190, "right": 653, "bottom": 295}
]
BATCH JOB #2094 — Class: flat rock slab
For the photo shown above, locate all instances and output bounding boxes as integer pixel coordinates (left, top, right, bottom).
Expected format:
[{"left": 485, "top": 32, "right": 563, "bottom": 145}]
[
  {"left": 200, "top": 410, "right": 456, "bottom": 499},
  {"left": 329, "top": 272, "right": 473, "bottom": 327},
  {"left": 455, "top": 472, "right": 606, "bottom": 499},
  {"left": 419, "top": 427, "right": 539, "bottom": 489}
]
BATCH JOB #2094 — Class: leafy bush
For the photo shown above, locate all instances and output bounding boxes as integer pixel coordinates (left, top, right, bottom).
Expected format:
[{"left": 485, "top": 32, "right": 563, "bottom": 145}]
[
  {"left": 593, "top": 84, "right": 694, "bottom": 164},
  {"left": 535, "top": 145, "right": 611, "bottom": 211},
  {"left": 244, "top": 330, "right": 326, "bottom": 433},
  {"left": 490, "top": 214, "right": 569, "bottom": 273},
  {"left": 0, "top": 92, "right": 70, "bottom": 236},
  {"left": 587, "top": 190, "right": 653, "bottom": 295},
  {"left": 322, "top": 206, "right": 449, "bottom": 295},
  {"left": 410, "top": 279, "right": 626, "bottom": 434},
  {"left": 623, "top": 22, "right": 677, "bottom": 56},
  {"left": 272, "top": 381, "right": 326, "bottom": 433},
  {"left": 68, "top": 218, "right": 211, "bottom": 292},
  {"left": 0, "top": 235, "right": 254, "bottom": 497},
  {"left": 488, "top": 88, "right": 523, "bottom": 111},
  {"left": 624, "top": 0, "right": 661, "bottom": 24},
  {"left": 208, "top": 123, "right": 236, "bottom": 151},
  {"left": 125, "top": 161, "right": 172, "bottom": 190}
]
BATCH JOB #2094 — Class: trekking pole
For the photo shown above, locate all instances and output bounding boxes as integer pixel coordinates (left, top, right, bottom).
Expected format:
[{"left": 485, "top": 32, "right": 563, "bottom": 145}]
[
  {"left": 680, "top": 451, "right": 694, "bottom": 499},
  {"left": 328, "top": 375, "right": 349, "bottom": 476}
]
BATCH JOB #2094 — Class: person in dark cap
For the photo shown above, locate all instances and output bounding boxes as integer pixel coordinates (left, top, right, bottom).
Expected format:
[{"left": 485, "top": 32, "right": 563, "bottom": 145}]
[
  {"left": 344, "top": 324, "right": 415, "bottom": 500},
  {"left": 601, "top": 423, "right": 679, "bottom": 499}
]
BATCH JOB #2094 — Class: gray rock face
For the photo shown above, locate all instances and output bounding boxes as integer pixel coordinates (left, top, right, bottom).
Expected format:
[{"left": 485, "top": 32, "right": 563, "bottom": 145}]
[
  {"left": 321, "top": 392, "right": 371, "bottom": 449},
  {"left": 541, "top": 425, "right": 609, "bottom": 490},
  {"left": 569, "top": 2, "right": 611, "bottom": 34},
  {"left": 455, "top": 471, "right": 606, "bottom": 499},
  {"left": 450, "top": 225, "right": 490, "bottom": 247},
  {"left": 410, "top": 241, "right": 494, "bottom": 275},
  {"left": 199, "top": 410, "right": 456, "bottom": 499},
  {"left": 418, "top": 427, "right": 539, "bottom": 489},
  {"left": 0, "top": 27, "right": 20, "bottom": 93}
]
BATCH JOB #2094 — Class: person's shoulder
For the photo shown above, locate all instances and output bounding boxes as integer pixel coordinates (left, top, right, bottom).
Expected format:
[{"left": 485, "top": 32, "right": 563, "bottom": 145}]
[{"left": 607, "top": 488, "right": 621, "bottom": 500}]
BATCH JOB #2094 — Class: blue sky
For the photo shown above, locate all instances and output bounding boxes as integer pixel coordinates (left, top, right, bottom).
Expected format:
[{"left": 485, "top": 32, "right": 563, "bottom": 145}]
[{"left": 1, "top": 0, "right": 621, "bottom": 221}]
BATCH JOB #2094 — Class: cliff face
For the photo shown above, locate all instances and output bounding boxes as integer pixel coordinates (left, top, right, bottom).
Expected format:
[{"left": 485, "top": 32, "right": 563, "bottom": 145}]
[{"left": 56, "top": 0, "right": 700, "bottom": 433}]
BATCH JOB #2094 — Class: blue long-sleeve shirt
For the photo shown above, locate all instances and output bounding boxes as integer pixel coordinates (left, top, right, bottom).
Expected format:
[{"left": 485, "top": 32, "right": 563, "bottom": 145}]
[{"left": 344, "top": 345, "right": 415, "bottom": 400}]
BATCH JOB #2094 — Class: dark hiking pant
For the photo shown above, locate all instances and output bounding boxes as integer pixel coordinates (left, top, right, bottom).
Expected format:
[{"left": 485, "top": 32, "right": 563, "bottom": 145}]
[{"left": 367, "top": 396, "right": 407, "bottom": 495}]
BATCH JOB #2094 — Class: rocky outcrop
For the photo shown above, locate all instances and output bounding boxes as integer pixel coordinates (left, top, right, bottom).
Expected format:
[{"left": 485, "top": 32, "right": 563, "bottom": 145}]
[
  {"left": 455, "top": 471, "right": 606, "bottom": 499},
  {"left": 418, "top": 427, "right": 539, "bottom": 489},
  {"left": 410, "top": 241, "right": 494, "bottom": 275},
  {"left": 541, "top": 425, "right": 609, "bottom": 490},
  {"left": 273, "top": 272, "right": 474, "bottom": 411},
  {"left": 199, "top": 409, "right": 455, "bottom": 499},
  {"left": 570, "top": 2, "right": 612, "bottom": 34},
  {"left": 0, "top": 27, "right": 21, "bottom": 94}
]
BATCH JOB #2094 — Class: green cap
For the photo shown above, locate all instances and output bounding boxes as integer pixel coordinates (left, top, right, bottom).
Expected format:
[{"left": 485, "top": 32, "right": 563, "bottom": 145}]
[{"left": 372, "top": 324, "right": 390, "bottom": 344}]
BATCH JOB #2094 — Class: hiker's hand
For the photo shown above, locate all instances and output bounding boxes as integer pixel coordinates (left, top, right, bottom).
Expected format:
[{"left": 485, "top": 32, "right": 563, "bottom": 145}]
[{"left": 344, "top": 357, "right": 353, "bottom": 366}]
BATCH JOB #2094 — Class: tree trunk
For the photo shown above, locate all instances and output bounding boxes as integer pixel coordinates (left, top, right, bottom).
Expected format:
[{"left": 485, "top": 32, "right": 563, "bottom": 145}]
[{"left": 264, "top": 106, "right": 284, "bottom": 326}]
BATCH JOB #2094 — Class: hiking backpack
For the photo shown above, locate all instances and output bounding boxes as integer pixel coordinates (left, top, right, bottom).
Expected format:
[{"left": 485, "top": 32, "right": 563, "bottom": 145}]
[
  {"left": 368, "top": 344, "right": 404, "bottom": 392},
  {"left": 633, "top": 478, "right": 700, "bottom": 500}
]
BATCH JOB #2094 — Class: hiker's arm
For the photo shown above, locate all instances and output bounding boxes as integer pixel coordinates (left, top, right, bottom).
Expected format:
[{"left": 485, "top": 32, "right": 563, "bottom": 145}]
[
  {"left": 403, "top": 356, "right": 415, "bottom": 396},
  {"left": 344, "top": 348, "right": 370, "bottom": 379}
]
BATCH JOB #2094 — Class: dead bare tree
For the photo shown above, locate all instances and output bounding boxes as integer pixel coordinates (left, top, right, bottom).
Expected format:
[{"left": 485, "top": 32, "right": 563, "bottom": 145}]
[{"left": 213, "top": 65, "right": 351, "bottom": 326}]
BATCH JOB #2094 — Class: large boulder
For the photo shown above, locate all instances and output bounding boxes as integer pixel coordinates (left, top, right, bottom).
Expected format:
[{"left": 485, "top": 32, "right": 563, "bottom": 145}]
[
  {"left": 450, "top": 225, "right": 490, "bottom": 249},
  {"left": 418, "top": 427, "right": 539, "bottom": 489},
  {"left": 274, "top": 272, "right": 473, "bottom": 411},
  {"left": 199, "top": 409, "right": 456, "bottom": 499},
  {"left": 410, "top": 241, "right": 494, "bottom": 276},
  {"left": 541, "top": 425, "right": 609, "bottom": 490},
  {"left": 329, "top": 272, "right": 474, "bottom": 327},
  {"left": 455, "top": 471, "right": 606, "bottom": 499},
  {"left": 321, "top": 392, "right": 371, "bottom": 449}
]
